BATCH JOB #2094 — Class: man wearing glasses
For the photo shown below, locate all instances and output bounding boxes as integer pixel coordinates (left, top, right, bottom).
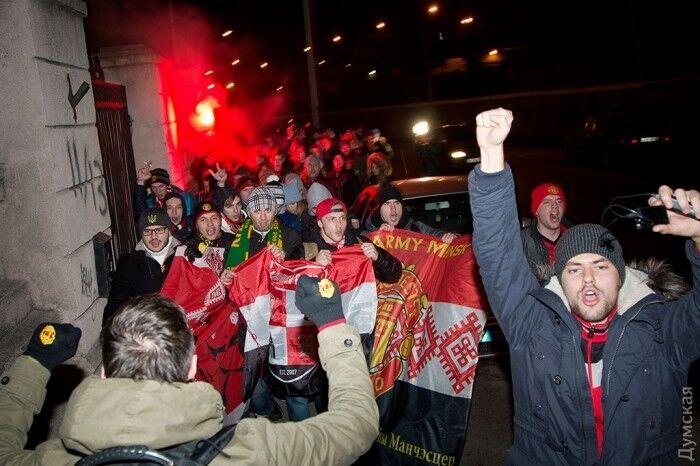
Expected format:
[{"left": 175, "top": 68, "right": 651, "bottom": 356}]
[{"left": 103, "top": 207, "right": 180, "bottom": 326}]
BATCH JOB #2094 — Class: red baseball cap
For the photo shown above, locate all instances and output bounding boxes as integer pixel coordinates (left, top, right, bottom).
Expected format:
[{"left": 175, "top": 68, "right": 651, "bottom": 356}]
[{"left": 316, "top": 198, "right": 347, "bottom": 220}]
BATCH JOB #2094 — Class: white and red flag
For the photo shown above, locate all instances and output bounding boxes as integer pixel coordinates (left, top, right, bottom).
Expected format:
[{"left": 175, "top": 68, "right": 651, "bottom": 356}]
[
  {"left": 228, "top": 246, "right": 378, "bottom": 396},
  {"left": 161, "top": 246, "right": 248, "bottom": 423}
]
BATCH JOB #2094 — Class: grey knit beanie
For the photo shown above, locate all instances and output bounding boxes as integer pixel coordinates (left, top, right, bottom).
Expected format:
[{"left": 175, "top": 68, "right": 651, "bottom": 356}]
[
  {"left": 307, "top": 182, "right": 332, "bottom": 215},
  {"left": 554, "top": 223, "right": 625, "bottom": 284}
]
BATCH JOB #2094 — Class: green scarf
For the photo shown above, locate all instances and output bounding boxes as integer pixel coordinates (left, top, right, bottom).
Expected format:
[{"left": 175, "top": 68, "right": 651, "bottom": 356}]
[{"left": 225, "top": 217, "right": 283, "bottom": 268}]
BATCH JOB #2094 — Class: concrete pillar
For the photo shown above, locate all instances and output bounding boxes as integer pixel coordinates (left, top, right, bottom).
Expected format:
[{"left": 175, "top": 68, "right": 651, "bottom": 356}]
[
  {"left": 97, "top": 46, "right": 180, "bottom": 186},
  {"left": 0, "top": 0, "right": 107, "bottom": 368}
]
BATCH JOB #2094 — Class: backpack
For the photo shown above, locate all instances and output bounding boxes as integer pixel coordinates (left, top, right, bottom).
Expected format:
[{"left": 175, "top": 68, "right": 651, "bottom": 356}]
[{"left": 74, "top": 424, "right": 236, "bottom": 466}]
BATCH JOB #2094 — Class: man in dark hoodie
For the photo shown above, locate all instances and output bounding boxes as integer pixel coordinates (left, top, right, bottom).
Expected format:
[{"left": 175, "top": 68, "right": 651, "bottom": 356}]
[
  {"left": 134, "top": 165, "right": 197, "bottom": 219},
  {"left": 163, "top": 192, "right": 194, "bottom": 243},
  {"left": 104, "top": 207, "right": 180, "bottom": 325},
  {"left": 364, "top": 183, "right": 458, "bottom": 244},
  {"left": 308, "top": 197, "right": 402, "bottom": 284}
]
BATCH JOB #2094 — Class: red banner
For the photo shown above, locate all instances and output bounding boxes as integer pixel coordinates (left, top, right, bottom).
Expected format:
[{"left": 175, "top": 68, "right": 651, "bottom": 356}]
[
  {"left": 229, "top": 246, "right": 378, "bottom": 396},
  {"left": 366, "top": 230, "right": 488, "bottom": 465},
  {"left": 161, "top": 246, "right": 246, "bottom": 422}
]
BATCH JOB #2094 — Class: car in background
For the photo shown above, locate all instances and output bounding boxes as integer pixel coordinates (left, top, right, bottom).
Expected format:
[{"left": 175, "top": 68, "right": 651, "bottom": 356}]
[
  {"left": 350, "top": 175, "right": 507, "bottom": 358},
  {"left": 412, "top": 121, "right": 481, "bottom": 174},
  {"left": 568, "top": 112, "right": 688, "bottom": 171},
  {"left": 434, "top": 123, "right": 481, "bottom": 171}
]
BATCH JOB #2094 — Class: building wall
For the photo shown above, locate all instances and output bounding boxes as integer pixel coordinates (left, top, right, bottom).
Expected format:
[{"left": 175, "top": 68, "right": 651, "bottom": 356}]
[
  {"left": 98, "top": 46, "right": 176, "bottom": 186},
  {"left": 0, "top": 0, "right": 107, "bottom": 367}
]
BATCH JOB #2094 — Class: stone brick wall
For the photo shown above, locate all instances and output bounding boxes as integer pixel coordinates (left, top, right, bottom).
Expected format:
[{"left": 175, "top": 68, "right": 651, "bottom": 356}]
[{"left": 0, "top": 0, "right": 107, "bottom": 368}]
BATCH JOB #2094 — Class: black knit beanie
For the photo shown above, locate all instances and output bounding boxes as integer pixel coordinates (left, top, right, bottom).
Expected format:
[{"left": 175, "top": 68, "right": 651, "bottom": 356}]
[
  {"left": 554, "top": 223, "right": 625, "bottom": 284},
  {"left": 379, "top": 183, "right": 402, "bottom": 206},
  {"left": 148, "top": 168, "right": 170, "bottom": 186}
]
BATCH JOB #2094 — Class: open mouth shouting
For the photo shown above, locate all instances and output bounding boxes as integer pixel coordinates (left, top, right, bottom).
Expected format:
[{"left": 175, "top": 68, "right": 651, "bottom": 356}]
[{"left": 581, "top": 287, "right": 600, "bottom": 307}]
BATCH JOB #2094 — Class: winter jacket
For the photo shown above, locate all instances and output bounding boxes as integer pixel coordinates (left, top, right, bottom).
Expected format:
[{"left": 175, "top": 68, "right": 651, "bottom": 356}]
[
  {"left": 0, "top": 324, "right": 379, "bottom": 465},
  {"left": 306, "top": 227, "right": 402, "bottom": 284},
  {"left": 249, "top": 222, "right": 304, "bottom": 260},
  {"left": 468, "top": 164, "right": 700, "bottom": 465},
  {"left": 170, "top": 216, "right": 194, "bottom": 243},
  {"left": 520, "top": 219, "right": 574, "bottom": 279},
  {"left": 134, "top": 183, "right": 198, "bottom": 220},
  {"left": 185, "top": 232, "right": 235, "bottom": 264},
  {"left": 278, "top": 210, "right": 302, "bottom": 232},
  {"left": 103, "top": 237, "right": 180, "bottom": 325}
]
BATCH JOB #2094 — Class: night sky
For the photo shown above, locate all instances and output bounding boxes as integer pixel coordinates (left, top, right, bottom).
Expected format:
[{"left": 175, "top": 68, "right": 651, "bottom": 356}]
[{"left": 83, "top": 0, "right": 698, "bottom": 115}]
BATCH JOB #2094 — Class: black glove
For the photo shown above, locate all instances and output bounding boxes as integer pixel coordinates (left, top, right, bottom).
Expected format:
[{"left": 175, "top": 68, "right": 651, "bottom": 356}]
[
  {"left": 185, "top": 244, "right": 203, "bottom": 263},
  {"left": 24, "top": 323, "right": 82, "bottom": 371},
  {"left": 295, "top": 275, "right": 345, "bottom": 329}
]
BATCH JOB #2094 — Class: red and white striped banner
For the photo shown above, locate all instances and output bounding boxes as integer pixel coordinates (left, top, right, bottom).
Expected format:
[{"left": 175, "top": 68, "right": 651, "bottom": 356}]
[{"left": 229, "top": 246, "right": 378, "bottom": 396}]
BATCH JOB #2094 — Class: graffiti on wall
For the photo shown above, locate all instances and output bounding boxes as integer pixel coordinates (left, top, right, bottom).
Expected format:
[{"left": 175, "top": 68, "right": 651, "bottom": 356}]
[
  {"left": 67, "top": 74, "right": 90, "bottom": 124},
  {"left": 67, "top": 138, "right": 108, "bottom": 216},
  {"left": 0, "top": 163, "right": 5, "bottom": 202},
  {"left": 80, "top": 263, "right": 95, "bottom": 299}
]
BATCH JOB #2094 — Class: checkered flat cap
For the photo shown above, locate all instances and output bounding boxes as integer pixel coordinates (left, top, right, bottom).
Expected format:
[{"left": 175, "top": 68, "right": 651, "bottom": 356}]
[{"left": 245, "top": 186, "right": 277, "bottom": 213}]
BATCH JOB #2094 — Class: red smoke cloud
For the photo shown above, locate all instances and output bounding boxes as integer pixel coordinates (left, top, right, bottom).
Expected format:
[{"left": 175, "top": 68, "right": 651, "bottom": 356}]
[{"left": 86, "top": 0, "right": 289, "bottom": 189}]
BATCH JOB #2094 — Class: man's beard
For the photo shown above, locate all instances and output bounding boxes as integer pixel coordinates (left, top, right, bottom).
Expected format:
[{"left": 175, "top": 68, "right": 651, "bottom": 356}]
[{"left": 570, "top": 296, "right": 616, "bottom": 323}]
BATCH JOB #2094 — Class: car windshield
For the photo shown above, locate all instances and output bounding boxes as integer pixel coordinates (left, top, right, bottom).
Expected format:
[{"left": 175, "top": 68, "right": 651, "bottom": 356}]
[{"left": 403, "top": 192, "right": 473, "bottom": 234}]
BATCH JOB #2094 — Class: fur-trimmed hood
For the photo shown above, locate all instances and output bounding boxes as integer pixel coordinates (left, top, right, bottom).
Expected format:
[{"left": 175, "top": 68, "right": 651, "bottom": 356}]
[{"left": 539, "top": 257, "right": 690, "bottom": 312}]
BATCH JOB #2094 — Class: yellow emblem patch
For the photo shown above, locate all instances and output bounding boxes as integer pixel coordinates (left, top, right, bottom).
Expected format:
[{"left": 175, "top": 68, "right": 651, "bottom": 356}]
[
  {"left": 198, "top": 242, "right": 208, "bottom": 254},
  {"left": 202, "top": 203, "right": 212, "bottom": 211},
  {"left": 147, "top": 214, "right": 157, "bottom": 224},
  {"left": 39, "top": 325, "right": 56, "bottom": 345},
  {"left": 151, "top": 175, "right": 157, "bottom": 182},
  {"left": 547, "top": 186, "right": 560, "bottom": 195},
  {"left": 318, "top": 278, "right": 335, "bottom": 298}
]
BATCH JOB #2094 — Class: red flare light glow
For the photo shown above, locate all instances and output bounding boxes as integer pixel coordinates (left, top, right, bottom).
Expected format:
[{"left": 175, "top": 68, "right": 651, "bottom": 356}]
[{"left": 89, "top": 2, "right": 290, "bottom": 188}]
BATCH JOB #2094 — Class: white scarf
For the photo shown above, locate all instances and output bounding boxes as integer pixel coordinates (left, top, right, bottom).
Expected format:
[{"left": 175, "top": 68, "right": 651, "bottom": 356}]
[{"left": 144, "top": 237, "right": 173, "bottom": 268}]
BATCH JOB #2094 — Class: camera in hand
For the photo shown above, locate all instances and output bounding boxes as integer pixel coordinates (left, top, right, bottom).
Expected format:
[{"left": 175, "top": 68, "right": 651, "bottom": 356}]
[{"left": 632, "top": 206, "right": 668, "bottom": 230}]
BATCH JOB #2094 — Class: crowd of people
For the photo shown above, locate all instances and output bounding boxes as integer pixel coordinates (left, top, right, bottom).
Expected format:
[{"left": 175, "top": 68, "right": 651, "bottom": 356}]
[
  {"left": 1, "top": 109, "right": 700, "bottom": 465},
  {"left": 107, "top": 119, "right": 428, "bottom": 428}
]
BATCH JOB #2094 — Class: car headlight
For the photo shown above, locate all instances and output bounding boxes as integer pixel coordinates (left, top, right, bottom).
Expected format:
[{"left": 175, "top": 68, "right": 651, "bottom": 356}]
[{"left": 412, "top": 121, "right": 430, "bottom": 136}]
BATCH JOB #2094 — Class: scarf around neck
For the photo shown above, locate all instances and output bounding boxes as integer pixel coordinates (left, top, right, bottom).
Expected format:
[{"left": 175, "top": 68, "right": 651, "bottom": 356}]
[
  {"left": 221, "top": 214, "right": 242, "bottom": 235},
  {"left": 144, "top": 236, "right": 173, "bottom": 268},
  {"left": 225, "top": 217, "right": 282, "bottom": 268}
]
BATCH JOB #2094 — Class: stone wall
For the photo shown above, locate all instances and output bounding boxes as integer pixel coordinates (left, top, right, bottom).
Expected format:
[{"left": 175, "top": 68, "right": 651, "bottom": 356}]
[{"left": 0, "top": 0, "right": 107, "bottom": 369}]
